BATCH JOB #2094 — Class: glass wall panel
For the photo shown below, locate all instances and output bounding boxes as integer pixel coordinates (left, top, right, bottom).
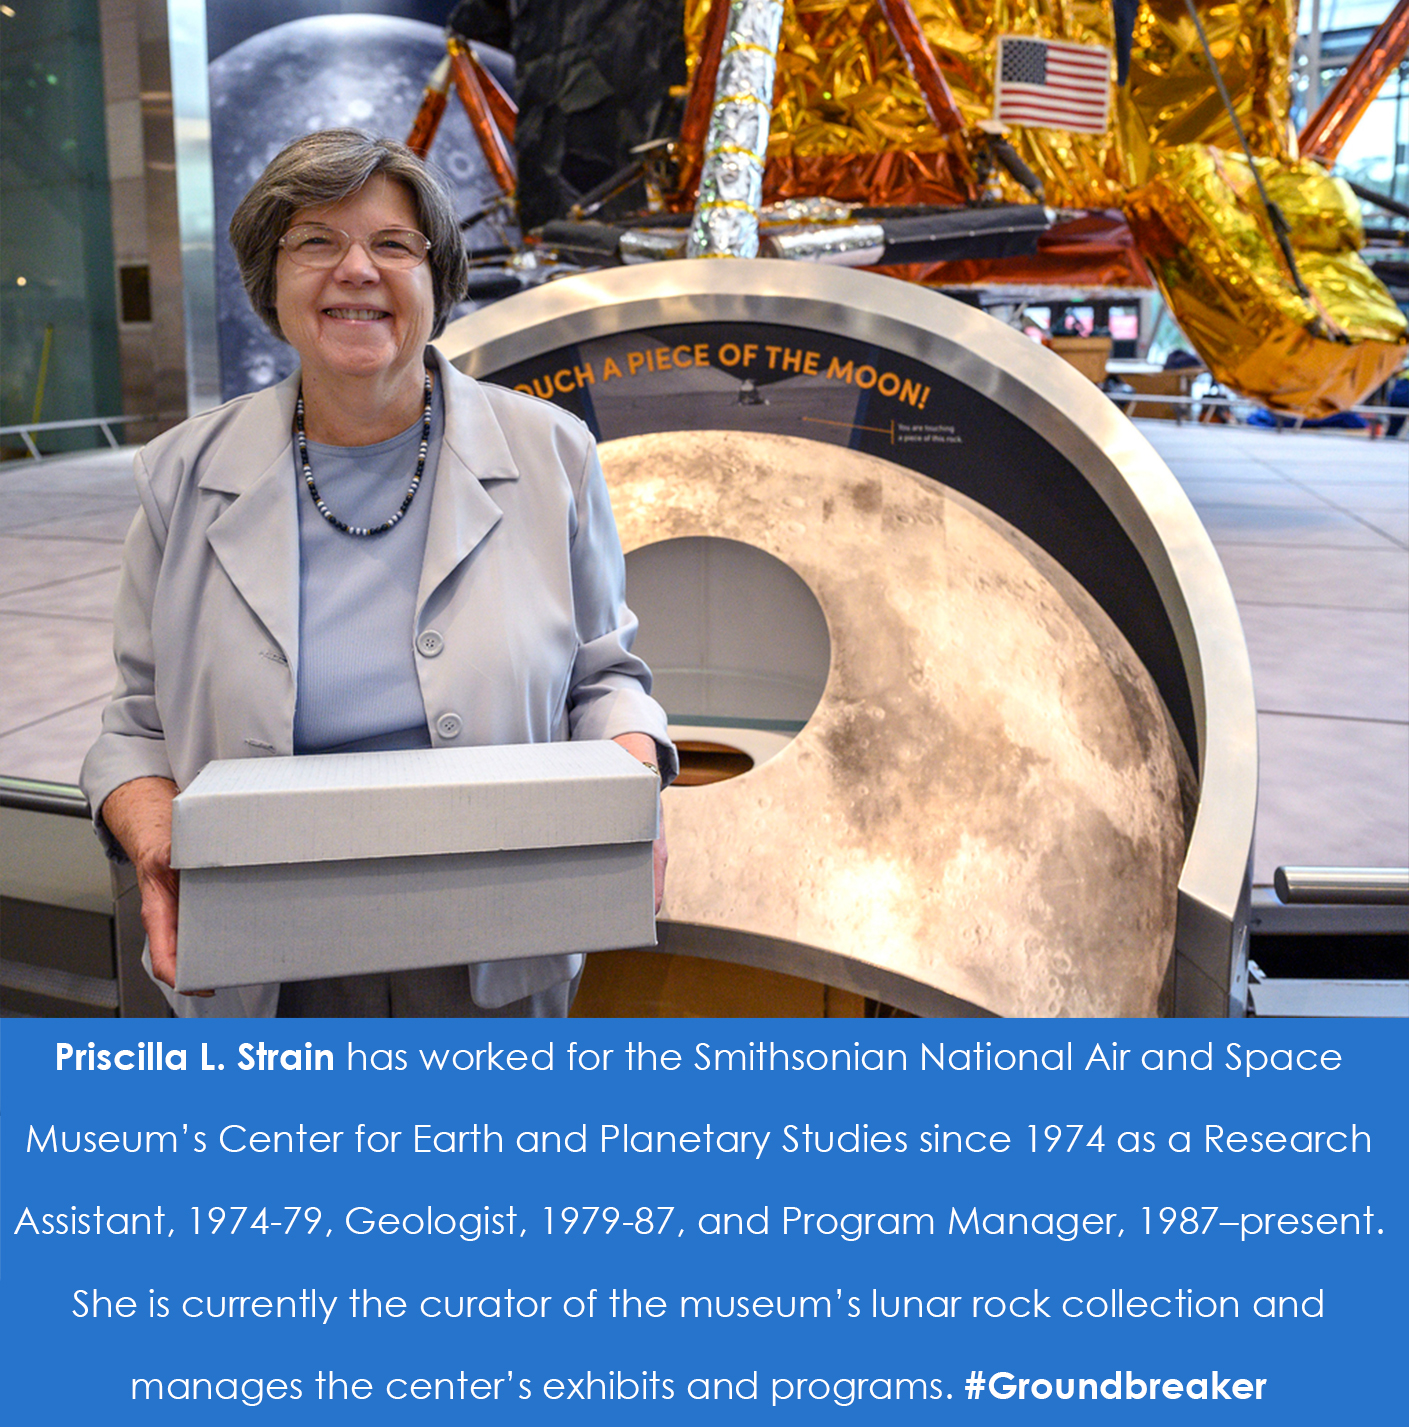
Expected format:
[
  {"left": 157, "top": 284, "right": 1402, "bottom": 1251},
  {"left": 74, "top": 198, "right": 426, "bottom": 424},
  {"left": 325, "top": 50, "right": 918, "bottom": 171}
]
[
  {"left": 0, "top": 0, "right": 120, "bottom": 454},
  {"left": 1296, "top": 5, "right": 1408, "bottom": 219}
]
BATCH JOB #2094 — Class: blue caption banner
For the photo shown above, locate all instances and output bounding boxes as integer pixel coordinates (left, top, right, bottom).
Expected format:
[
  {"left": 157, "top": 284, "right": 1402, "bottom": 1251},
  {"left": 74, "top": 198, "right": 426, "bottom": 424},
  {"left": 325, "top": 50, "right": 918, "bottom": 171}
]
[{"left": 2, "top": 1019, "right": 1403, "bottom": 1420}]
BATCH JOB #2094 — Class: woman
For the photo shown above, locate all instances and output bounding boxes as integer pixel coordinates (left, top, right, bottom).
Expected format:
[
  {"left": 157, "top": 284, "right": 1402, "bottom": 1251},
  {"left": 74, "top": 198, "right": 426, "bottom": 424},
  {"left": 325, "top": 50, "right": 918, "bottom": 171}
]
[{"left": 81, "top": 129, "right": 675, "bottom": 1018}]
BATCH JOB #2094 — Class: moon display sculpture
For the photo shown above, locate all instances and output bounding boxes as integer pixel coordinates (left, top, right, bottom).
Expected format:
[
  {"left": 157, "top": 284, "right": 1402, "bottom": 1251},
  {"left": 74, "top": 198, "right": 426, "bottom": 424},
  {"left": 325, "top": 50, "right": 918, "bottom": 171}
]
[
  {"left": 605, "top": 431, "right": 1190, "bottom": 1018},
  {"left": 440, "top": 260, "right": 1258, "bottom": 1016}
]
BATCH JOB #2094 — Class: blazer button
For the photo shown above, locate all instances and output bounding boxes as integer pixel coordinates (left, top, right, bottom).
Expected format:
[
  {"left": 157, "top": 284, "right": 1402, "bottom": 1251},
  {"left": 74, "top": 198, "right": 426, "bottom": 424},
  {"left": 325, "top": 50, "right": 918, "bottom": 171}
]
[
  {"left": 436, "top": 712, "right": 463, "bottom": 739},
  {"left": 416, "top": 629, "right": 444, "bottom": 657}
]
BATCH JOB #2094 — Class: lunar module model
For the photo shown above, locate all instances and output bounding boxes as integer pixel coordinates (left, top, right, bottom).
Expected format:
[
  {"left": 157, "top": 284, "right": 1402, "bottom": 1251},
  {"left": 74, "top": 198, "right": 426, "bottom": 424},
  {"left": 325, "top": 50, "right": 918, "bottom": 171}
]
[{"left": 418, "top": 0, "right": 1408, "bottom": 419}]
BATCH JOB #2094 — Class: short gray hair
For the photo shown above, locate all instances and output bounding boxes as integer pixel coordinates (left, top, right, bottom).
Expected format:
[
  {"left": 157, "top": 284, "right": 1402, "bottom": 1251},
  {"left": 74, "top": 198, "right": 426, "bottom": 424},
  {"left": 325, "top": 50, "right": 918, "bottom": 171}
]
[{"left": 229, "top": 129, "right": 470, "bottom": 341}]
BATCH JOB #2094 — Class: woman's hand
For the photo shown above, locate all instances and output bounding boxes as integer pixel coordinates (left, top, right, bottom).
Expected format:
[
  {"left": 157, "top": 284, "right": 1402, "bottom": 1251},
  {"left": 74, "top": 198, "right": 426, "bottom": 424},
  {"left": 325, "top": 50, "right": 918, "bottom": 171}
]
[
  {"left": 138, "top": 851, "right": 181, "bottom": 990},
  {"left": 98, "top": 777, "right": 205, "bottom": 993},
  {"left": 612, "top": 733, "right": 668, "bottom": 913},
  {"left": 649, "top": 817, "right": 669, "bottom": 916}
]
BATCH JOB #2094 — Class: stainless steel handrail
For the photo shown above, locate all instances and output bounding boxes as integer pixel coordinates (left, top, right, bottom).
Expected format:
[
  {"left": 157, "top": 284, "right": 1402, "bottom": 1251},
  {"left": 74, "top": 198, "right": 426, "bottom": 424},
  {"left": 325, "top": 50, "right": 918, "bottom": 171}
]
[
  {"left": 0, "top": 414, "right": 151, "bottom": 458},
  {"left": 1273, "top": 866, "right": 1409, "bottom": 906},
  {"left": 1115, "top": 391, "right": 1409, "bottom": 423},
  {"left": 0, "top": 775, "right": 90, "bottom": 819}
]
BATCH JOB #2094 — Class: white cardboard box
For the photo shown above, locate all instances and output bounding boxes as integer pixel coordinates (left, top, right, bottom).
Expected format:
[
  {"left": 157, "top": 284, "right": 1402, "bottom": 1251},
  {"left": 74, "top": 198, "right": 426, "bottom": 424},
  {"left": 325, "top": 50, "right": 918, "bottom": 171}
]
[{"left": 169, "top": 742, "right": 658, "bottom": 991}]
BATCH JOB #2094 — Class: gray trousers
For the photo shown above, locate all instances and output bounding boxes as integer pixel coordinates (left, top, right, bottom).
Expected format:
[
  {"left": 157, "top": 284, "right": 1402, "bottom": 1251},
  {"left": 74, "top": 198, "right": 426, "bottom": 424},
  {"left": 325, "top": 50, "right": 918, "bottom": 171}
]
[{"left": 276, "top": 965, "right": 578, "bottom": 1018}]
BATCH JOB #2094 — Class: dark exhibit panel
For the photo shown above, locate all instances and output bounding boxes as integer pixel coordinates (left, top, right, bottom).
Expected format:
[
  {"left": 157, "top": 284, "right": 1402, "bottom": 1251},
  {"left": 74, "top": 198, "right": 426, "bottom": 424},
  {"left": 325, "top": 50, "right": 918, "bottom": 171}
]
[{"left": 0, "top": 781, "right": 163, "bottom": 1018}]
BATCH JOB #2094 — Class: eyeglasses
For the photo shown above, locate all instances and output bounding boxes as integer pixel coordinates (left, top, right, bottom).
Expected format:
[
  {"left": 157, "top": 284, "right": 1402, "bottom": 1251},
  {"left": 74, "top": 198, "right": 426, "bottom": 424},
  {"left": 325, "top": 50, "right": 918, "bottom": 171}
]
[{"left": 278, "top": 224, "right": 431, "bottom": 270}]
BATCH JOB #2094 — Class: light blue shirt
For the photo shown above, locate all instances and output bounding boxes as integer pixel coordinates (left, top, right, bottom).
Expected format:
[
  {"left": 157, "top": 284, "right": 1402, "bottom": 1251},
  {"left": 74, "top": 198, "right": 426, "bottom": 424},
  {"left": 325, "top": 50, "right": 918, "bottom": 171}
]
[{"left": 293, "top": 381, "right": 444, "bottom": 753}]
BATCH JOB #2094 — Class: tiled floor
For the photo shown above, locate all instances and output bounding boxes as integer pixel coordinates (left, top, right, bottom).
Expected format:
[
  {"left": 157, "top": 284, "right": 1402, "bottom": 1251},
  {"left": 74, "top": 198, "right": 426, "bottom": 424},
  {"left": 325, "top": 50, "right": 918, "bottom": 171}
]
[
  {"left": 0, "top": 448, "right": 132, "bottom": 784},
  {"left": 1137, "top": 421, "right": 1408, "bottom": 884},
  {"left": 1, "top": 422, "right": 1406, "bottom": 888}
]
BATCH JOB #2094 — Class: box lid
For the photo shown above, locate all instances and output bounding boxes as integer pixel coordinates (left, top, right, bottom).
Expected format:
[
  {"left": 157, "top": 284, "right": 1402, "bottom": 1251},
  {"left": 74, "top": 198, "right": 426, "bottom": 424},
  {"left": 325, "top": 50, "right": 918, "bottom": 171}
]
[{"left": 171, "top": 742, "right": 658, "bottom": 870}]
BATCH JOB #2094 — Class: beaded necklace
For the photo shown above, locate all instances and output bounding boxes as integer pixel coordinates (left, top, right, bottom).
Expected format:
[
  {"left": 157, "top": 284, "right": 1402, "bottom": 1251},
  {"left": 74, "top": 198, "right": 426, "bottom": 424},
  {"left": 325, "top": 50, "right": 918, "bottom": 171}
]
[{"left": 294, "top": 369, "right": 433, "bottom": 537}]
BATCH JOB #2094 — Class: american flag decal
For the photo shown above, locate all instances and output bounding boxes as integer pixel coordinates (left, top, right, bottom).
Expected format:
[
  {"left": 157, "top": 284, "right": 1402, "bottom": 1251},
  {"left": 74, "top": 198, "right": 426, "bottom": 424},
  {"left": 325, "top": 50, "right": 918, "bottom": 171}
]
[{"left": 993, "top": 35, "right": 1111, "bottom": 134}]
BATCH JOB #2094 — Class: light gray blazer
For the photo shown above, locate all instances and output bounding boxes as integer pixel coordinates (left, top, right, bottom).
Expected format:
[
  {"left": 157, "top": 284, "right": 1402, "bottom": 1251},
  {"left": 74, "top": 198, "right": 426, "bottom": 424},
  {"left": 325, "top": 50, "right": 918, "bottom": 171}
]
[{"left": 82, "top": 348, "right": 675, "bottom": 1017}]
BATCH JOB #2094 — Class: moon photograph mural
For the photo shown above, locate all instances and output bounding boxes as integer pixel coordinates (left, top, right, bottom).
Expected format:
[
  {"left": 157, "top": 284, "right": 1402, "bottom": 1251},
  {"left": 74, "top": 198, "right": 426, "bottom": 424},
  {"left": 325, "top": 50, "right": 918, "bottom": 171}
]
[
  {"left": 208, "top": 13, "right": 511, "bottom": 400},
  {"left": 605, "top": 430, "right": 1192, "bottom": 1018}
]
